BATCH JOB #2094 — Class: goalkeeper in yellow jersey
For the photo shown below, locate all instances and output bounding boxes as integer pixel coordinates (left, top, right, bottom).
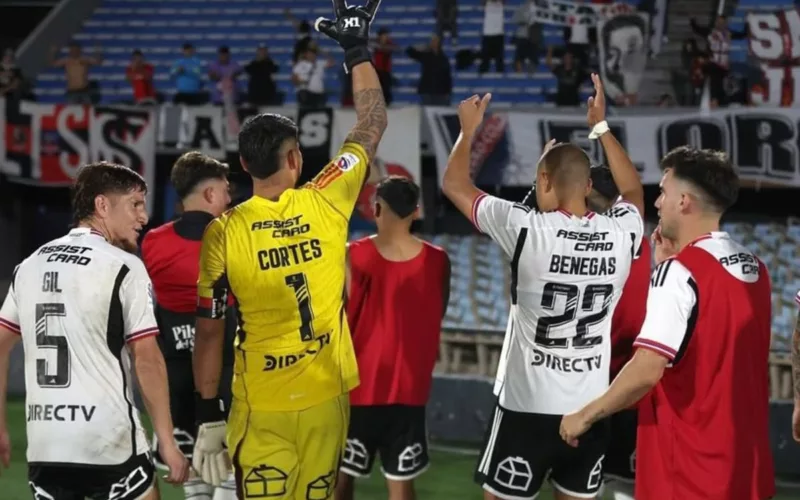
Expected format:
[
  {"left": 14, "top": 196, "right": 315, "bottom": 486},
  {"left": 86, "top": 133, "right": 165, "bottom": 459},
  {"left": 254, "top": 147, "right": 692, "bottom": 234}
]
[{"left": 190, "top": 1, "right": 387, "bottom": 498}]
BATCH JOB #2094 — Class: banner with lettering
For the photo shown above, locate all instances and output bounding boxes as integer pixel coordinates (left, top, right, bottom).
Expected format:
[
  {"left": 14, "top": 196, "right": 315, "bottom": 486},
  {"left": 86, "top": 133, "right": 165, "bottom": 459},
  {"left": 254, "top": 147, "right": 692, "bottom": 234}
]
[
  {"left": 425, "top": 106, "right": 800, "bottom": 187},
  {"left": 330, "top": 106, "right": 423, "bottom": 220},
  {"left": 530, "top": 0, "right": 634, "bottom": 27},
  {"left": 746, "top": 7, "right": 800, "bottom": 107},
  {"left": 0, "top": 98, "right": 157, "bottom": 209}
]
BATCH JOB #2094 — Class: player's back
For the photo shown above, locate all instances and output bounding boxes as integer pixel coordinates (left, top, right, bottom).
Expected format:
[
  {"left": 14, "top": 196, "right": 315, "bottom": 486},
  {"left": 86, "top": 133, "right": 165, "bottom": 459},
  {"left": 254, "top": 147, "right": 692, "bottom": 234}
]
[
  {"left": 636, "top": 233, "right": 774, "bottom": 500},
  {"left": 347, "top": 237, "right": 449, "bottom": 406},
  {"left": 206, "top": 187, "right": 358, "bottom": 411},
  {"left": 13, "top": 228, "right": 152, "bottom": 465},
  {"left": 497, "top": 203, "right": 643, "bottom": 415}
]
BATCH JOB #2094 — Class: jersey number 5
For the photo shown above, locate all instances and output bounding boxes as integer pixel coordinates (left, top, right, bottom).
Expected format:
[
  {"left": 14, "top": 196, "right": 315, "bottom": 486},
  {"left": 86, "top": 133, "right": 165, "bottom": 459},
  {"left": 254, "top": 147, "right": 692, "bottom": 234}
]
[
  {"left": 535, "top": 283, "right": 613, "bottom": 349},
  {"left": 35, "top": 302, "right": 71, "bottom": 388},
  {"left": 285, "top": 273, "right": 315, "bottom": 341}
]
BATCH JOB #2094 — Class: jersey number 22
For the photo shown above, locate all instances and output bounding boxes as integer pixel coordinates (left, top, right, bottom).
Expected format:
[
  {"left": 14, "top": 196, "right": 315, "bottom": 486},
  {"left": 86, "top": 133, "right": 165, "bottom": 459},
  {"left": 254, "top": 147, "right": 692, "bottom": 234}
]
[{"left": 535, "top": 283, "right": 613, "bottom": 349}]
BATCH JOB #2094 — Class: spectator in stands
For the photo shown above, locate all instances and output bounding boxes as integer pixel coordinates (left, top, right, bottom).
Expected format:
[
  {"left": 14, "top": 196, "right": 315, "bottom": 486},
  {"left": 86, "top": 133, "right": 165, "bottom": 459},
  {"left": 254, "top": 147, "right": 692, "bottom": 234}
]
[
  {"left": 563, "top": 1, "right": 593, "bottom": 67},
  {"left": 171, "top": 43, "right": 207, "bottom": 105},
  {"left": 292, "top": 45, "right": 333, "bottom": 108},
  {"left": 373, "top": 27, "right": 399, "bottom": 105},
  {"left": 690, "top": 15, "right": 747, "bottom": 108},
  {"left": 209, "top": 46, "right": 243, "bottom": 106},
  {"left": 407, "top": 34, "right": 453, "bottom": 106},
  {"left": 546, "top": 47, "right": 589, "bottom": 106},
  {"left": 436, "top": 0, "right": 459, "bottom": 44},
  {"left": 244, "top": 45, "right": 280, "bottom": 106},
  {"left": 125, "top": 50, "right": 156, "bottom": 105},
  {"left": 0, "top": 48, "right": 27, "bottom": 102},
  {"left": 49, "top": 42, "right": 102, "bottom": 105},
  {"left": 479, "top": 0, "right": 506, "bottom": 74},
  {"left": 285, "top": 9, "right": 314, "bottom": 63},
  {"left": 512, "top": 0, "right": 543, "bottom": 73},
  {"left": 677, "top": 38, "right": 707, "bottom": 106}
]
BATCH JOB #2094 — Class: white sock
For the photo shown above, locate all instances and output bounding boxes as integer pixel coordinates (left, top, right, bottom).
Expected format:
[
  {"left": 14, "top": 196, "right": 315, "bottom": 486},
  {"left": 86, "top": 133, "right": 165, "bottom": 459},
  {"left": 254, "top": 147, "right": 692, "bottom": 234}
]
[
  {"left": 212, "top": 473, "right": 237, "bottom": 500},
  {"left": 184, "top": 477, "right": 213, "bottom": 500},
  {"left": 606, "top": 481, "right": 636, "bottom": 500}
]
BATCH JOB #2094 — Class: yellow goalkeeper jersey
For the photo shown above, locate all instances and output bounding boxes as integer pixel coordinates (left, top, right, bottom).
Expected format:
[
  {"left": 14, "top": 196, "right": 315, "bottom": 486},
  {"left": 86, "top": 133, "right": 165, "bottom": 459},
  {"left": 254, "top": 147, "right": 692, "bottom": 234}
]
[{"left": 197, "top": 142, "right": 368, "bottom": 412}]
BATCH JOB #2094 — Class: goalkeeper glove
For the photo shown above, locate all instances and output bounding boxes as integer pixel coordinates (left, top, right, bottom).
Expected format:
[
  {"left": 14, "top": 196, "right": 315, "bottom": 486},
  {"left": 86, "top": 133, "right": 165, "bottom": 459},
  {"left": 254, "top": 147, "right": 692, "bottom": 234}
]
[
  {"left": 192, "top": 396, "right": 229, "bottom": 487},
  {"left": 315, "top": 0, "right": 382, "bottom": 73}
]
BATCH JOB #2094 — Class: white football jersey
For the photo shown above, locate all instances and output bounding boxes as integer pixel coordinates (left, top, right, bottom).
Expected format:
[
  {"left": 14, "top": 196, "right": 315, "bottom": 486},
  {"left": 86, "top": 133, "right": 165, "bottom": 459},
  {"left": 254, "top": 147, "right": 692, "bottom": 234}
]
[
  {"left": 472, "top": 194, "right": 644, "bottom": 415},
  {"left": 0, "top": 228, "right": 158, "bottom": 465}
]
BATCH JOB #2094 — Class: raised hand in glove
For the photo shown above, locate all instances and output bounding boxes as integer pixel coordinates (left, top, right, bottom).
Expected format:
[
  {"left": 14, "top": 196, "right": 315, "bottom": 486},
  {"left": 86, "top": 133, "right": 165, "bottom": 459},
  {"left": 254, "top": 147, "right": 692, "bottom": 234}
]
[
  {"left": 315, "top": 0, "right": 382, "bottom": 73},
  {"left": 192, "top": 396, "right": 229, "bottom": 487}
]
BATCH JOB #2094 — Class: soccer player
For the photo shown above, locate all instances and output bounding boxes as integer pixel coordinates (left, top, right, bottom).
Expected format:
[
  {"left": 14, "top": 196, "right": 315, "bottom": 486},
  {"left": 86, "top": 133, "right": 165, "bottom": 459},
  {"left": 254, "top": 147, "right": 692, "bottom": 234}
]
[
  {"left": 561, "top": 147, "right": 776, "bottom": 500},
  {"left": 336, "top": 177, "right": 450, "bottom": 500},
  {"left": 141, "top": 152, "right": 236, "bottom": 500},
  {"left": 586, "top": 166, "right": 651, "bottom": 500},
  {"left": 190, "top": 1, "right": 388, "bottom": 498},
  {"left": 443, "top": 74, "right": 645, "bottom": 500},
  {"left": 0, "top": 162, "right": 189, "bottom": 498}
]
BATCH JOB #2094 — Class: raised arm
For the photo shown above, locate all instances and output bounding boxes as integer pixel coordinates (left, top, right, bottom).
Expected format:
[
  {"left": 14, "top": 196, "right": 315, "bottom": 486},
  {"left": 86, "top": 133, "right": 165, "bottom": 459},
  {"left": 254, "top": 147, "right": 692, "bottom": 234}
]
[
  {"left": 315, "top": 0, "right": 388, "bottom": 162},
  {"left": 587, "top": 73, "right": 645, "bottom": 217},
  {"left": 344, "top": 60, "right": 387, "bottom": 161},
  {"left": 441, "top": 94, "right": 492, "bottom": 219}
]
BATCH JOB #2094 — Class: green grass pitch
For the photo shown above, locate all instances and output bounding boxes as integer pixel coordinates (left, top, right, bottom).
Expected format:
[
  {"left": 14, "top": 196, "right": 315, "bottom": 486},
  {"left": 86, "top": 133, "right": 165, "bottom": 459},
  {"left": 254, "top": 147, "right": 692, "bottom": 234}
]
[{"left": 3, "top": 398, "right": 795, "bottom": 499}]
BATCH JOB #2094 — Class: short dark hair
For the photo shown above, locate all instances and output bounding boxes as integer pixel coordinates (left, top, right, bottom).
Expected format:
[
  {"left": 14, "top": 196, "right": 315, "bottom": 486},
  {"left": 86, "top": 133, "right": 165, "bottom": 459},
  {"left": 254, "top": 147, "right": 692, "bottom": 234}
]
[
  {"left": 132, "top": 49, "right": 143, "bottom": 57},
  {"left": 660, "top": 146, "right": 739, "bottom": 213},
  {"left": 376, "top": 176, "right": 420, "bottom": 218},
  {"left": 590, "top": 165, "right": 619, "bottom": 202},
  {"left": 238, "top": 113, "right": 299, "bottom": 180},
  {"left": 182, "top": 43, "right": 193, "bottom": 51},
  {"left": 541, "top": 143, "right": 591, "bottom": 189},
  {"left": 171, "top": 151, "right": 229, "bottom": 199},
  {"left": 218, "top": 45, "right": 229, "bottom": 54},
  {"left": 72, "top": 162, "right": 147, "bottom": 224}
]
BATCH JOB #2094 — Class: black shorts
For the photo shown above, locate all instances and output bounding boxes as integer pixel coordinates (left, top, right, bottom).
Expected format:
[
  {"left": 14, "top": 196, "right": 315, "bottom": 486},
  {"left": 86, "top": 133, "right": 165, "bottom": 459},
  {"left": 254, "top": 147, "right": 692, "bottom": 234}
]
[
  {"left": 604, "top": 409, "right": 637, "bottom": 483},
  {"left": 475, "top": 405, "right": 609, "bottom": 500},
  {"left": 28, "top": 453, "right": 155, "bottom": 500},
  {"left": 152, "top": 356, "right": 233, "bottom": 468},
  {"left": 340, "top": 405, "right": 430, "bottom": 481}
]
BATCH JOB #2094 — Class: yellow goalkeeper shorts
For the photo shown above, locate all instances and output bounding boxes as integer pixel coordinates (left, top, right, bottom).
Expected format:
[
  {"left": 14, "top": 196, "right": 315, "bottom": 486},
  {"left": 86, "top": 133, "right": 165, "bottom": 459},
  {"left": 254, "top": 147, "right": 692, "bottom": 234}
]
[{"left": 227, "top": 394, "right": 349, "bottom": 500}]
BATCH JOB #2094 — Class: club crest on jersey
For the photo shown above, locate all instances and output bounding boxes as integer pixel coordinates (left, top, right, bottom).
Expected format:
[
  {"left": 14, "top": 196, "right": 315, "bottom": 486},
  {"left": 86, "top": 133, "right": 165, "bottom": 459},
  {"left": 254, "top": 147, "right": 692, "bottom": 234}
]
[{"left": 334, "top": 152, "right": 359, "bottom": 172}]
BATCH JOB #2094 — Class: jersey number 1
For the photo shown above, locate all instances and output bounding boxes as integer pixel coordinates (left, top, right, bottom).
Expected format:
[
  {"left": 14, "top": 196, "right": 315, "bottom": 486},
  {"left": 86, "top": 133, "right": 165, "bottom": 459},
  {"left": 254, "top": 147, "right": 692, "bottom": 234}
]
[
  {"left": 285, "top": 273, "right": 315, "bottom": 341},
  {"left": 35, "top": 302, "right": 71, "bottom": 388},
  {"left": 535, "top": 283, "right": 613, "bottom": 349}
]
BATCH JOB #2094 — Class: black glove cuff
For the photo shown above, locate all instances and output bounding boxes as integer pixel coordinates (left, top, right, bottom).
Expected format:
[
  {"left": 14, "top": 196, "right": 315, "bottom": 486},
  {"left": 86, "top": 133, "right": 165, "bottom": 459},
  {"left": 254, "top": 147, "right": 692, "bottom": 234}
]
[
  {"left": 195, "top": 394, "right": 225, "bottom": 423},
  {"left": 343, "top": 45, "right": 372, "bottom": 74}
]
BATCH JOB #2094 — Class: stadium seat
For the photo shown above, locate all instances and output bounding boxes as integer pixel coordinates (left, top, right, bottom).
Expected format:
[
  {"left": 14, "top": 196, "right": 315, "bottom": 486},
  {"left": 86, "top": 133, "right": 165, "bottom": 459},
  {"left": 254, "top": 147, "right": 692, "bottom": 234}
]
[
  {"left": 349, "top": 219, "right": 800, "bottom": 352},
  {"left": 34, "top": 0, "right": 639, "bottom": 104}
]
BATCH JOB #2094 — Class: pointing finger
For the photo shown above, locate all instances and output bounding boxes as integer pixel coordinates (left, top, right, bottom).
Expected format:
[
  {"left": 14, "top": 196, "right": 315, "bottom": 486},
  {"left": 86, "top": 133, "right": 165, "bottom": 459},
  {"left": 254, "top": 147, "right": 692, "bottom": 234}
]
[{"left": 480, "top": 93, "right": 493, "bottom": 109}]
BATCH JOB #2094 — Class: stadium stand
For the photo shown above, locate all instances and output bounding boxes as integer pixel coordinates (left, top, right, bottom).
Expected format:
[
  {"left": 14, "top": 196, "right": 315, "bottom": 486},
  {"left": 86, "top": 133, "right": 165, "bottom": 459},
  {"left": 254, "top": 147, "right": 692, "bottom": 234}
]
[
  {"left": 355, "top": 219, "right": 800, "bottom": 353},
  {"left": 34, "top": 0, "right": 619, "bottom": 105}
]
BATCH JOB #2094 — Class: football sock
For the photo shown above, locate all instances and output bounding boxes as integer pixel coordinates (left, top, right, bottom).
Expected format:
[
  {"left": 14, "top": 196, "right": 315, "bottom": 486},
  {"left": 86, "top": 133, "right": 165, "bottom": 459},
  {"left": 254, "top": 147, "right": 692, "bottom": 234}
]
[
  {"left": 211, "top": 473, "right": 237, "bottom": 500},
  {"left": 183, "top": 477, "right": 213, "bottom": 499}
]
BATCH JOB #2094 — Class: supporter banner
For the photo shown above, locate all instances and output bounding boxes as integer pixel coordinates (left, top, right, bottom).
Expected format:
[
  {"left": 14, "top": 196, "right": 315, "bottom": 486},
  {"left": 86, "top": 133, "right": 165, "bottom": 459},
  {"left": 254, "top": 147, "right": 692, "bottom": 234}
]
[
  {"left": 330, "top": 106, "right": 423, "bottom": 220},
  {"left": 598, "top": 12, "right": 650, "bottom": 101},
  {"left": 530, "top": 0, "right": 634, "bottom": 27},
  {"left": 0, "top": 98, "right": 157, "bottom": 210},
  {"left": 747, "top": 8, "right": 800, "bottom": 107},
  {"left": 425, "top": 106, "right": 800, "bottom": 187}
]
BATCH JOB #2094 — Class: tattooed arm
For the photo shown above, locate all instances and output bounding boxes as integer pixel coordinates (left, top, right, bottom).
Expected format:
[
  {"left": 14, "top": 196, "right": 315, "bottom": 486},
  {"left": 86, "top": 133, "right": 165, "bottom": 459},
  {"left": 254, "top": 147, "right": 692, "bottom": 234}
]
[{"left": 345, "top": 61, "right": 388, "bottom": 163}]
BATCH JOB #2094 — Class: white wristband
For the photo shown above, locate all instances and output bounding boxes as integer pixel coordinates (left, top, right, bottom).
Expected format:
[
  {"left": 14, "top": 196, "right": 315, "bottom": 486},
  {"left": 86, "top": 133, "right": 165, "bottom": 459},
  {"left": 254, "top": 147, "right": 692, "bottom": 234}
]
[{"left": 588, "top": 120, "right": 609, "bottom": 139}]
